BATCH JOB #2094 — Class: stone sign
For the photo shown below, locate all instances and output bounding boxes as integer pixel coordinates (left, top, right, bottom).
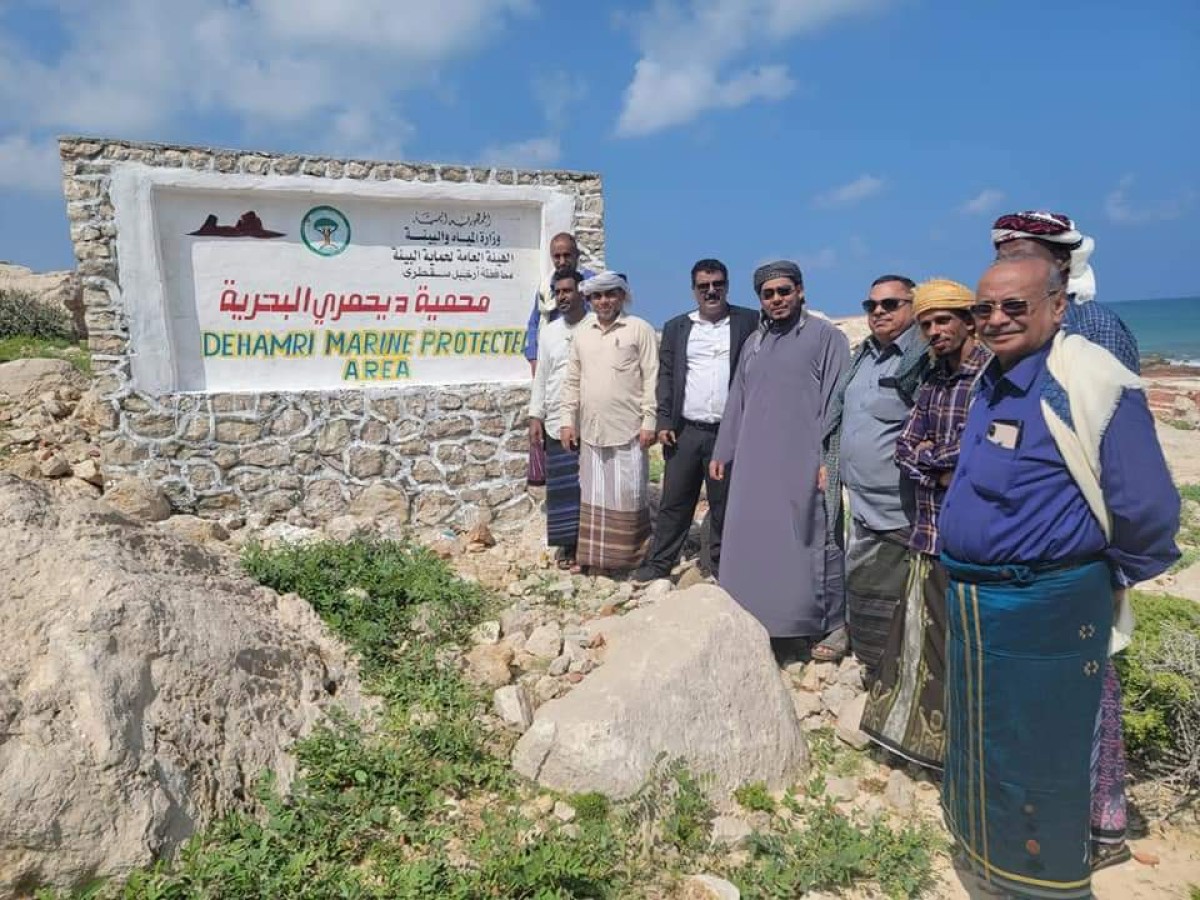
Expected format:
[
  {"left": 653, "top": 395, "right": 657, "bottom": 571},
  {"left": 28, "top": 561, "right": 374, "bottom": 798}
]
[{"left": 60, "top": 137, "right": 604, "bottom": 526}]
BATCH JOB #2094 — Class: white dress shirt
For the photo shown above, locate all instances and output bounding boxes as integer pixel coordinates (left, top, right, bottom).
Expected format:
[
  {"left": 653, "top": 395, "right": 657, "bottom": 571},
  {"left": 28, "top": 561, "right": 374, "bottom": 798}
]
[
  {"left": 681, "top": 311, "right": 731, "bottom": 424},
  {"left": 528, "top": 314, "right": 584, "bottom": 435}
]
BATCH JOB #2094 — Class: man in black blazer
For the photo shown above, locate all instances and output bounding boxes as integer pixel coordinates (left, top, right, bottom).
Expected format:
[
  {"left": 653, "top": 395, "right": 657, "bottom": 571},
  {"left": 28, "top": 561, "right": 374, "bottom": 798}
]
[{"left": 634, "top": 259, "right": 760, "bottom": 582}]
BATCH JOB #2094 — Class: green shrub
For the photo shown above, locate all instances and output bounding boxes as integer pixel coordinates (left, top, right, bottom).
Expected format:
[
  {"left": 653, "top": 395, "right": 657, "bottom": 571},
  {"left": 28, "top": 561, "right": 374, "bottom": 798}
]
[
  {"left": 1117, "top": 592, "right": 1200, "bottom": 793},
  {"left": 734, "top": 781, "right": 777, "bottom": 814},
  {"left": 0, "top": 288, "right": 74, "bottom": 340}
]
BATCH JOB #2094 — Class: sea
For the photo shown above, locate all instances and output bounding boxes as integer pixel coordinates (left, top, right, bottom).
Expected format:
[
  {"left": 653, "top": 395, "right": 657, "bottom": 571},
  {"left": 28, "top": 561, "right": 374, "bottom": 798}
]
[{"left": 1109, "top": 296, "right": 1200, "bottom": 365}]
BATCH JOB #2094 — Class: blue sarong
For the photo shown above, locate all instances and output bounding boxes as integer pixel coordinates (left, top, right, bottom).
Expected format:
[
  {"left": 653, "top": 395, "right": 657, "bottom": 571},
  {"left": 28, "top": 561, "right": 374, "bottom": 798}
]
[
  {"left": 545, "top": 437, "right": 581, "bottom": 548},
  {"left": 940, "top": 555, "right": 1113, "bottom": 899}
]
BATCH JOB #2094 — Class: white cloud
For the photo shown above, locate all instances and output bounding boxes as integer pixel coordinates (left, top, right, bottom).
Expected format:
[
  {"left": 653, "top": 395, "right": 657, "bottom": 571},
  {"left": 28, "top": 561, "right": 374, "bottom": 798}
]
[
  {"left": 534, "top": 71, "right": 589, "bottom": 131},
  {"left": 478, "top": 136, "right": 562, "bottom": 168},
  {"left": 1104, "top": 174, "right": 1196, "bottom": 225},
  {"left": 812, "top": 174, "right": 885, "bottom": 209},
  {"left": 0, "top": 0, "right": 532, "bottom": 167},
  {"left": 615, "top": 0, "right": 889, "bottom": 137},
  {"left": 797, "top": 247, "right": 838, "bottom": 270},
  {"left": 0, "top": 135, "right": 60, "bottom": 193},
  {"left": 961, "top": 188, "right": 1005, "bottom": 215}
]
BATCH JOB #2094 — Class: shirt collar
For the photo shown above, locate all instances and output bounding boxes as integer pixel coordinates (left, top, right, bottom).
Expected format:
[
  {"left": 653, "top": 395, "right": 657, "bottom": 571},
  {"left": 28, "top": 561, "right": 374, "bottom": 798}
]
[
  {"left": 981, "top": 342, "right": 1051, "bottom": 395},
  {"left": 688, "top": 309, "right": 730, "bottom": 326},
  {"left": 867, "top": 321, "right": 918, "bottom": 359},
  {"left": 589, "top": 312, "right": 627, "bottom": 331},
  {"left": 932, "top": 340, "right": 991, "bottom": 381}
]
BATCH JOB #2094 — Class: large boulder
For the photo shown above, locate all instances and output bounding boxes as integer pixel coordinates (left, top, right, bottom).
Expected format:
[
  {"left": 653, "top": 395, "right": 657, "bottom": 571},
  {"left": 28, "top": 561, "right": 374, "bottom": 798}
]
[
  {"left": 512, "top": 585, "right": 807, "bottom": 801},
  {"left": 0, "top": 358, "right": 86, "bottom": 406},
  {"left": 0, "top": 476, "right": 363, "bottom": 898}
]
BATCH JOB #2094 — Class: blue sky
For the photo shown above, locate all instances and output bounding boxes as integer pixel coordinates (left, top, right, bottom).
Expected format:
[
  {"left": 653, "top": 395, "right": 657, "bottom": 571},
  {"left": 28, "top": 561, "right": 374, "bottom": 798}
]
[{"left": 1, "top": 0, "right": 1196, "bottom": 326}]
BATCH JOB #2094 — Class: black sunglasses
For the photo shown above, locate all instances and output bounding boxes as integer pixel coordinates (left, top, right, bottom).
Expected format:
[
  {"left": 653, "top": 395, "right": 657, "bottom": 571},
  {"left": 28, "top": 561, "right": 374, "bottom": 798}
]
[
  {"left": 760, "top": 285, "right": 797, "bottom": 300},
  {"left": 862, "top": 297, "right": 911, "bottom": 313},
  {"left": 694, "top": 279, "right": 728, "bottom": 293},
  {"left": 969, "top": 290, "right": 1057, "bottom": 319}
]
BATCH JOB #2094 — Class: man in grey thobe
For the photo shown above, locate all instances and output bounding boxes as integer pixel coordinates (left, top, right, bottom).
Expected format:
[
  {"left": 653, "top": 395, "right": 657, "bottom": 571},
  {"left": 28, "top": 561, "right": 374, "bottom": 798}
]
[
  {"left": 833, "top": 274, "right": 926, "bottom": 677},
  {"left": 709, "top": 261, "right": 850, "bottom": 663}
]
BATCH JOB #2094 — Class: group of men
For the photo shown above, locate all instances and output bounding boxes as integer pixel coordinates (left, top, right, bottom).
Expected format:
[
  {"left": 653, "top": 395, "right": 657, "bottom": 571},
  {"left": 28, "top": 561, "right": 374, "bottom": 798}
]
[{"left": 523, "top": 212, "right": 1180, "bottom": 899}]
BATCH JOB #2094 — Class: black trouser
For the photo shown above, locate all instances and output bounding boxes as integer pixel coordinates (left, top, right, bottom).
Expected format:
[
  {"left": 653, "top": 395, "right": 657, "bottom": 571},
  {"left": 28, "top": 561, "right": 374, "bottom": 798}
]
[{"left": 643, "top": 420, "right": 727, "bottom": 576}]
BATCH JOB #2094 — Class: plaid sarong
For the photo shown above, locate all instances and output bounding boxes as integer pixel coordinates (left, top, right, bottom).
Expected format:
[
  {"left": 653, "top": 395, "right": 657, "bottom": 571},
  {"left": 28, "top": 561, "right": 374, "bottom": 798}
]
[
  {"left": 545, "top": 437, "right": 581, "bottom": 548},
  {"left": 846, "top": 521, "right": 910, "bottom": 676},
  {"left": 526, "top": 430, "right": 546, "bottom": 486},
  {"left": 577, "top": 438, "right": 650, "bottom": 571}
]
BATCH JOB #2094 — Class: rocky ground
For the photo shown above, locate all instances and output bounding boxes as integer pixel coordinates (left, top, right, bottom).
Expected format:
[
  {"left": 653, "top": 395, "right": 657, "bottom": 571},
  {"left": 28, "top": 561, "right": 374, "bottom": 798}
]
[{"left": 2, "top": 353, "right": 1200, "bottom": 897}]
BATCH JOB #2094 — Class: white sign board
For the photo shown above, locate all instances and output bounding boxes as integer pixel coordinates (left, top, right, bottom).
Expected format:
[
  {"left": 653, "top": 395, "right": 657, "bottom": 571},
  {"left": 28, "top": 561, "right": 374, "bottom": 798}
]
[{"left": 110, "top": 166, "right": 576, "bottom": 393}]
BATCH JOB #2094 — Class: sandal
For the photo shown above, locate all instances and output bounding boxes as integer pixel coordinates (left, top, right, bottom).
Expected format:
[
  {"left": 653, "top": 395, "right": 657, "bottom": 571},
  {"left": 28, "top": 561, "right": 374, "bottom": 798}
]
[
  {"left": 1091, "top": 840, "right": 1131, "bottom": 872},
  {"left": 811, "top": 626, "right": 848, "bottom": 663},
  {"left": 554, "top": 547, "right": 577, "bottom": 571}
]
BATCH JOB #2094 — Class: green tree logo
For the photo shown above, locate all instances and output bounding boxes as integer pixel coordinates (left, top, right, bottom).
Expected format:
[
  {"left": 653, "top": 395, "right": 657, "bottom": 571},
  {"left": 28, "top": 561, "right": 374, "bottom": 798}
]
[{"left": 301, "top": 206, "right": 351, "bottom": 257}]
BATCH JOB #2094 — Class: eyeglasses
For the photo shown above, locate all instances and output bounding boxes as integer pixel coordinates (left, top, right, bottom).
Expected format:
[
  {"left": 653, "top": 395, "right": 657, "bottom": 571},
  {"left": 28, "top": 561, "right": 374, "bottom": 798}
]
[
  {"left": 694, "top": 279, "right": 728, "bottom": 293},
  {"left": 862, "top": 297, "right": 911, "bottom": 314},
  {"left": 968, "top": 290, "right": 1057, "bottom": 320},
  {"left": 760, "top": 285, "right": 796, "bottom": 300}
]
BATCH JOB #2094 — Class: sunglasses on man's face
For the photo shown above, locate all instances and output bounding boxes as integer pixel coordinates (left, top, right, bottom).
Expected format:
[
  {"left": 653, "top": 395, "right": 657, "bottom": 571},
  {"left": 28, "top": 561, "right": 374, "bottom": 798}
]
[
  {"left": 760, "top": 285, "right": 796, "bottom": 300},
  {"left": 862, "top": 297, "right": 910, "bottom": 314},
  {"left": 694, "top": 279, "right": 728, "bottom": 293},
  {"left": 968, "top": 298, "right": 1034, "bottom": 319}
]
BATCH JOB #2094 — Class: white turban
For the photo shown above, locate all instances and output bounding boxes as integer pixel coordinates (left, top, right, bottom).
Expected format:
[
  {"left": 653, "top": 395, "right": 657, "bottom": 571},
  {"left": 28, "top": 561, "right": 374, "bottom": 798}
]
[
  {"left": 991, "top": 210, "right": 1096, "bottom": 303},
  {"left": 580, "top": 271, "right": 633, "bottom": 304}
]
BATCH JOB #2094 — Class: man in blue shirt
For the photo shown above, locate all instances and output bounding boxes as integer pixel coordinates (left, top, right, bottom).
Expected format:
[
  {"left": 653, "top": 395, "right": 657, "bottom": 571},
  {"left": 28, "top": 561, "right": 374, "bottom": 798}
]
[
  {"left": 523, "top": 232, "right": 593, "bottom": 486},
  {"left": 992, "top": 209, "right": 1140, "bottom": 869},
  {"left": 938, "top": 256, "right": 1179, "bottom": 899}
]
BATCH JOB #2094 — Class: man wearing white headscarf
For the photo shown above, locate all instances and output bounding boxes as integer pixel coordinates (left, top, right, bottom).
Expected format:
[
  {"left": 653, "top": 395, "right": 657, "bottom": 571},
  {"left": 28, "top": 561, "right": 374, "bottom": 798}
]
[
  {"left": 991, "top": 210, "right": 1141, "bottom": 872},
  {"left": 560, "top": 272, "right": 659, "bottom": 573},
  {"left": 991, "top": 210, "right": 1139, "bottom": 372}
]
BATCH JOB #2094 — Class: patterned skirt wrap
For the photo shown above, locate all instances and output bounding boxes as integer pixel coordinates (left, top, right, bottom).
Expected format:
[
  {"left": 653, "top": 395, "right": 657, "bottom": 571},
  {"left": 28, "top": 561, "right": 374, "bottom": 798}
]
[
  {"left": 940, "top": 555, "right": 1112, "bottom": 900},
  {"left": 544, "top": 437, "right": 581, "bottom": 548},
  {"left": 861, "top": 552, "right": 948, "bottom": 770},
  {"left": 846, "top": 522, "right": 911, "bottom": 675},
  {"left": 577, "top": 439, "right": 651, "bottom": 571},
  {"left": 1091, "top": 660, "right": 1128, "bottom": 844},
  {"left": 526, "top": 430, "right": 547, "bottom": 486}
]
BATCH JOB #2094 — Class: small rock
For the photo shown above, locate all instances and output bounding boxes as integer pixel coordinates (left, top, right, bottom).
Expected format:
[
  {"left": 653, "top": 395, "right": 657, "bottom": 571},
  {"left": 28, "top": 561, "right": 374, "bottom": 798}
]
[
  {"left": 676, "top": 566, "right": 709, "bottom": 591},
  {"left": 710, "top": 814, "right": 753, "bottom": 848},
  {"left": 791, "top": 691, "right": 823, "bottom": 720},
  {"left": 464, "top": 643, "right": 514, "bottom": 688},
  {"left": 860, "top": 796, "right": 888, "bottom": 823},
  {"left": 1132, "top": 849, "right": 1159, "bottom": 866},
  {"left": 102, "top": 476, "right": 172, "bottom": 522},
  {"left": 159, "top": 515, "right": 230, "bottom": 545},
  {"left": 835, "top": 658, "right": 865, "bottom": 688},
  {"left": 409, "top": 601, "right": 440, "bottom": 636},
  {"left": 835, "top": 693, "right": 870, "bottom": 750},
  {"left": 559, "top": 823, "right": 581, "bottom": 838},
  {"left": 800, "top": 661, "right": 836, "bottom": 692},
  {"left": 532, "top": 675, "right": 562, "bottom": 705},
  {"left": 548, "top": 654, "right": 570, "bottom": 676},
  {"left": 568, "top": 656, "right": 596, "bottom": 675},
  {"left": 39, "top": 454, "right": 71, "bottom": 478},
  {"left": 471, "top": 620, "right": 502, "bottom": 645},
  {"left": 4, "top": 428, "right": 38, "bottom": 445},
  {"left": 552, "top": 800, "right": 576, "bottom": 822},
  {"left": 682, "top": 874, "right": 740, "bottom": 900},
  {"left": 597, "top": 603, "right": 619, "bottom": 617},
  {"left": 466, "top": 521, "right": 496, "bottom": 548},
  {"left": 71, "top": 458, "right": 104, "bottom": 486},
  {"left": 500, "top": 606, "right": 534, "bottom": 637},
  {"left": 526, "top": 623, "right": 563, "bottom": 660},
  {"left": 825, "top": 776, "right": 858, "bottom": 802},
  {"left": 884, "top": 768, "right": 915, "bottom": 812},
  {"left": 820, "top": 682, "right": 856, "bottom": 717},
  {"left": 493, "top": 684, "right": 533, "bottom": 731},
  {"left": 642, "top": 578, "right": 673, "bottom": 599}
]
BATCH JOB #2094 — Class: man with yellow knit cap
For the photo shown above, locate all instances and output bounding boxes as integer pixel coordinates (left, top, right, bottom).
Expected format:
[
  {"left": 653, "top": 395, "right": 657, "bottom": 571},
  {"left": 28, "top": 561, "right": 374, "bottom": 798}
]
[{"left": 861, "top": 279, "right": 990, "bottom": 770}]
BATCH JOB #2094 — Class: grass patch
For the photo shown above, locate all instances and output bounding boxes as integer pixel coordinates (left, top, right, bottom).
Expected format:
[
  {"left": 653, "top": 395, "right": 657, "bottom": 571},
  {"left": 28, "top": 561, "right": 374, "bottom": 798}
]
[
  {"left": 0, "top": 334, "right": 91, "bottom": 375},
  {"left": 647, "top": 444, "right": 665, "bottom": 484},
  {"left": 728, "top": 794, "right": 943, "bottom": 899},
  {"left": 1180, "top": 484, "right": 1200, "bottom": 505},
  {"left": 734, "top": 781, "right": 777, "bottom": 814},
  {"left": 46, "top": 536, "right": 939, "bottom": 899}
]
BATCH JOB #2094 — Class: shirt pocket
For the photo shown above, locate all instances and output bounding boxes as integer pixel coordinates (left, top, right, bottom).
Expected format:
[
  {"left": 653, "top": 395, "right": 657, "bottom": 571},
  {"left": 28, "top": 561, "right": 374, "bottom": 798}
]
[
  {"left": 868, "top": 381, "right": 909, "bottom": 423},
  {"left": 964, "top": 435, "right": 1019, "bottom": 501},
  {"left": 612, "top": 344, "right": 641, "bottom": 371}
]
